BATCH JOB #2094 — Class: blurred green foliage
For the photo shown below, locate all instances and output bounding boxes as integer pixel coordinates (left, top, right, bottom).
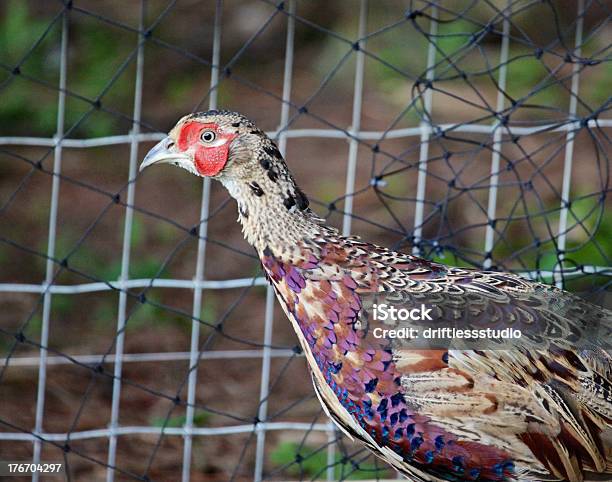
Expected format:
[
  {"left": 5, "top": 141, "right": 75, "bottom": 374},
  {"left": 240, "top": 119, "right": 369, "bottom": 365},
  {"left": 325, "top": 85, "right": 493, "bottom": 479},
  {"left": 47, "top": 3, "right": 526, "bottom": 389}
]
[
  {"left": 128, "top": 295, "right": 169, "bottom": 330},
  {"left": 430, "top": 247, "right": 476, "bottom": 269},
  {"left": 0, "top": 0, "right": 130, "bottom": 137},
  {"left": 270, "top": 441, "right": 390, "bottom": 480},
  {"left": 479, "top": 195, "right": 612, "bottom": 285},
  {"left": 150, "top": 410, "right": 211, "bottom": 428},
  {"left": 436, "top": 18, "right": 477, "bottom": 60},
  {"left": 37, "top": 229, "right": 117, "bottom": 280},
  {"left": 23, "top": 313, "right": 42, "bottom": 341},
  {"left": 37, "top": 217, "right": 170, "bottom": 283},
  {"left": 589, "top": 61, "right": 612, "bottom": 106},
  {"left": 537, "top": 196, "right": 612, "bottom": 285},
  {"left": 200, "top": 294, "right": 218, "bottom": 325},
  {"left": 505, "top": 51, "right": 563, "bottom": 108},
  {"left": 0, "top": 0, "right": 57, "bottom": 133}
]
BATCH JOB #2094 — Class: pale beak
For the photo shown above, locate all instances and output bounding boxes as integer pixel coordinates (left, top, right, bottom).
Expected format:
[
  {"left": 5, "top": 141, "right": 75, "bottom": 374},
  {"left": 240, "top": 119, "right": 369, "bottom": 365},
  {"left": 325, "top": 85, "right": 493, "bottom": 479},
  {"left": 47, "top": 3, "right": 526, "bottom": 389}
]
[{"left": 139, "top": 136, "right": 190, "bottom": 172}]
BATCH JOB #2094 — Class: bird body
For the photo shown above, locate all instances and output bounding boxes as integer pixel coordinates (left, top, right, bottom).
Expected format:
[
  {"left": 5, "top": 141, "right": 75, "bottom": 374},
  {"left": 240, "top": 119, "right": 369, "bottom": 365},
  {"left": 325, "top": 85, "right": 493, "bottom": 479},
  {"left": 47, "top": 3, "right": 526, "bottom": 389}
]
[{"left": 141, "top": 110, "right": 612, "bottom": 482}]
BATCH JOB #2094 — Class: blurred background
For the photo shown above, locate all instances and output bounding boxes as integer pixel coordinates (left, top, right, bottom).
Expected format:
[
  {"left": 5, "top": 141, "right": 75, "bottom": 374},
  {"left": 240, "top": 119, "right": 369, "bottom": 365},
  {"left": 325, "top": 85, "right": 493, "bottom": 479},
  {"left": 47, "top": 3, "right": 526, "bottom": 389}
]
[{"left": 0, "top": 0, "right": 610, "bottom": 480}]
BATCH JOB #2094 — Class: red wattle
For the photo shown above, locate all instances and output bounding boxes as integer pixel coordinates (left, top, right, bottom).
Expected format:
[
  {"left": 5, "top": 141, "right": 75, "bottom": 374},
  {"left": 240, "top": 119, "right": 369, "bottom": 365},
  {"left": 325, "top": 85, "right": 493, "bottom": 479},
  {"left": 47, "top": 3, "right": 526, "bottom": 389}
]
[{"left": 194, "top": 143, "right": 229, "bottom": 176}]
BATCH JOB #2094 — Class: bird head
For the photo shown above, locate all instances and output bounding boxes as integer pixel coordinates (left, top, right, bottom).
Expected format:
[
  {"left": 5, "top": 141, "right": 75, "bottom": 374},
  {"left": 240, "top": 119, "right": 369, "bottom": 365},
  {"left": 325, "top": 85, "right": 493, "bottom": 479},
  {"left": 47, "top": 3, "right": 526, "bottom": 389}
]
[
  {"left": 140, "top": 110, "right": 265, "bottom": 179},
  {"left": 140, "top": 110, "right": 314, "bottom": 251}
]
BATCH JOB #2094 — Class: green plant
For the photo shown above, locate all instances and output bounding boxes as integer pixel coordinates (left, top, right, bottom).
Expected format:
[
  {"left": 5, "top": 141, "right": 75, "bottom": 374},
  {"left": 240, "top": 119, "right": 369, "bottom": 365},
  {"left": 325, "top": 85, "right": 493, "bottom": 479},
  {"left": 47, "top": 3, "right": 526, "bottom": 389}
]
[
  {"left": 504, "top": 50, "right": 563, "bottom": 109},
  {"left": 200, "top": 294, "right": 218, "bottom": 325},
  {"left": 150, "top": 410, "right": 211, "bottom": 428},
  {"left": 270, "top": 441, "right": 390, "bottom": 480},
  {"left": 0, "top": 1, "right": 58, "bottom": 134},
  {"left": 126, "top": 295, "right": 168, "bottom": 330},
  {"left": 52, "top": 294, "right": 74, "bottom": 316},
  {"left": 130, "top": 256, "right": 162, "bottom": 279},
  {"left": 430, "top": 247, "right": 477, "bottom": 268},
  {"left": 0, "top": 1, "right": 131, "bottom": 137},
  {"left": 436, "top": 19, "right": 478, "bottom": 60}
]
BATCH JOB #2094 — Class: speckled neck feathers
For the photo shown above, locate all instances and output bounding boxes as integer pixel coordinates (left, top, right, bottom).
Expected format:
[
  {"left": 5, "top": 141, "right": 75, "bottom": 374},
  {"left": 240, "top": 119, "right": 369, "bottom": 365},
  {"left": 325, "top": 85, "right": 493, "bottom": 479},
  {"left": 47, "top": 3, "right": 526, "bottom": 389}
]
[{"left": 218, "top": 130, "right": 327, "bottom": 254}]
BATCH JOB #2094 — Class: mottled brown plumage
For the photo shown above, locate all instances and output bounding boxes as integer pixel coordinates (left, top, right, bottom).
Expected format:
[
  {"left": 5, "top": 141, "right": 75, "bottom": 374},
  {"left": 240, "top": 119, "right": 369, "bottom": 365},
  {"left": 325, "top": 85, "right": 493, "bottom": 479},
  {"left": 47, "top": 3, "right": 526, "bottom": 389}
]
[{"left": 141, "top": 110, "right": 611, "bottom": 481}]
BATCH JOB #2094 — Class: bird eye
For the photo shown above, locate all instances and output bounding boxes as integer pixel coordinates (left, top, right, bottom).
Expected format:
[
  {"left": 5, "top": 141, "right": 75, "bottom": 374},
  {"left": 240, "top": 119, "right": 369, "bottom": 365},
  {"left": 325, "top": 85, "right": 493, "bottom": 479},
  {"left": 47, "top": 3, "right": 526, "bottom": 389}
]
[{"left": 201, "top": 130, "right": 216, "bottom": 143}]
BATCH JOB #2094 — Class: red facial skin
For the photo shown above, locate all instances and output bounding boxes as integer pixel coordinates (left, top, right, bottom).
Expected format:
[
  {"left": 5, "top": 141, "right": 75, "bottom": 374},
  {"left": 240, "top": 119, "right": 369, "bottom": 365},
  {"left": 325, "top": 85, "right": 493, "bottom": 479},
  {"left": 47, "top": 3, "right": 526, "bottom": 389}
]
[{"left": 177, "top": 121, "right": 236, "bottom": 176}]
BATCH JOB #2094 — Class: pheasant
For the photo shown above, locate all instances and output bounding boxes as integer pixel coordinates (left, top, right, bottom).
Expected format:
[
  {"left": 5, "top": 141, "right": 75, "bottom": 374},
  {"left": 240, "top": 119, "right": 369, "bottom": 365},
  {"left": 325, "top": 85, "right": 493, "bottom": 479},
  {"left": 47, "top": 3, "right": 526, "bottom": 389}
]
[{"left": 140, "top": 110, "right": 612, "bottom": 481}]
